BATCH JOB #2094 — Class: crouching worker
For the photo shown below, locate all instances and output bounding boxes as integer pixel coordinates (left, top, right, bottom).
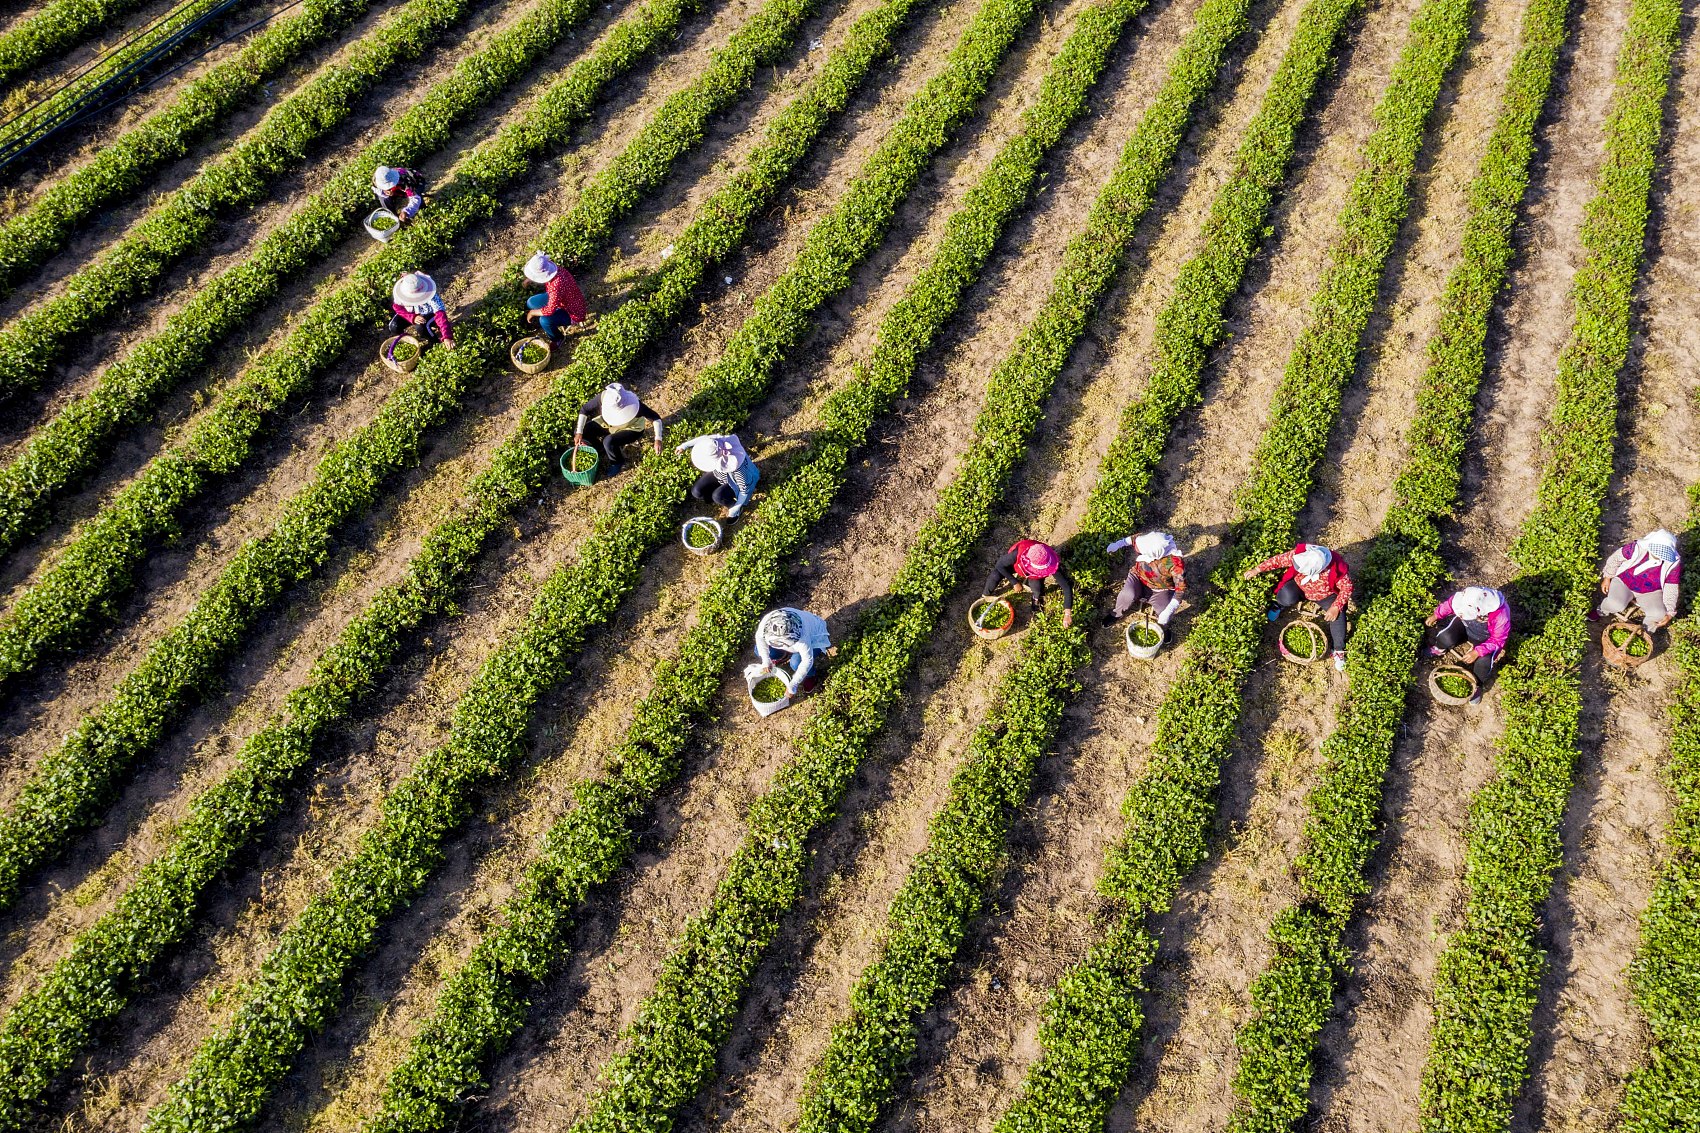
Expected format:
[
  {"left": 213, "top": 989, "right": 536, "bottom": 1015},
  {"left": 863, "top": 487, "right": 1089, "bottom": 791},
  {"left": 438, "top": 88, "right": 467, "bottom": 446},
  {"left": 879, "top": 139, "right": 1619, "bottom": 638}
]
[
  {"left": 373, "top": 166, "right": 425, "bottom": 222},
  {"left": 678, "top": 433, "right": 759, "bottom": 518},
  {"left": 574, "top": 383, "right": 662, "bottom": 477},
  {"left": 755, "top": 607, "right": 831, "bottom": 695},
  {"left": 388, "top": 271, "right": 453, "bottom": 348},
  {"left": 1244, "top": 541, "right": 1353, "bottom": 671},
  {"left": 1107, "top": 530, "right": 1185, "bottom": 626},
  {"left": 984, "top": 539, "right": 1074, "bottom": 628},
  {"left": 1425, "top": 585, "right": 1510, "bottom": 705},
  {"left": 523, "top": 251, "right": 588, "bottom": 342},
  {"left": 1594, "top": 528, "right": 1681, "bottom": 630}
]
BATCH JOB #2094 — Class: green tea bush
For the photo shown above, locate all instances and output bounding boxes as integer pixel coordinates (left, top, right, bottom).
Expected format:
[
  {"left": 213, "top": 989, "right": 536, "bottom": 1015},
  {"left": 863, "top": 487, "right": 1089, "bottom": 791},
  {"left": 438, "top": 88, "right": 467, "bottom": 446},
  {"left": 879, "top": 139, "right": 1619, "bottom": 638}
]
[{"left": 1418, "top": 0, "right": 1680, "bottom": 1123}]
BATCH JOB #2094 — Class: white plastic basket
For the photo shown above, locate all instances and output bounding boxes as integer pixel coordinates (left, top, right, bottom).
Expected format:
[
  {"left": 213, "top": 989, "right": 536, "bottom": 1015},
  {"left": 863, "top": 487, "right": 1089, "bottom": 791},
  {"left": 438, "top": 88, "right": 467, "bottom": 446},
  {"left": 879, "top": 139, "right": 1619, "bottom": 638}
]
[
  {"left": 744, "top": 663, "right": 791, "bottom": 717},
  {"left": 364, "top": 208, "right": 400, "bottom": 242}
]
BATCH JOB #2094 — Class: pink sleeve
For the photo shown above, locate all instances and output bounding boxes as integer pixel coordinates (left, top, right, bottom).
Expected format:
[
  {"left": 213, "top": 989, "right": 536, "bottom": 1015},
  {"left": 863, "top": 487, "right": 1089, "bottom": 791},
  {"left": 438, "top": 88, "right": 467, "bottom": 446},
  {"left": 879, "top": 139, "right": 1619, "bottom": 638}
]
[
  {"left": 1435, "top": 595, "right": 1455, "bottom": 619},
  {"left": 1480, "top": 607, "right": 1511, "bottom": 654},
  {"left": 431, "top": 310, "right": 453, "bottom": 341}
]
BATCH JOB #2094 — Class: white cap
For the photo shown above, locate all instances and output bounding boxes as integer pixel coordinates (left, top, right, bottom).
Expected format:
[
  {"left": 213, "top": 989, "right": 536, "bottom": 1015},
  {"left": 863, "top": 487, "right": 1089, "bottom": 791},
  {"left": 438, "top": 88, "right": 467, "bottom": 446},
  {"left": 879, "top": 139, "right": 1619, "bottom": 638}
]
[
  {"left": 677, "top": 433, "right": 745, "bottom": 473},
  {"left": 1453, "top": 586, "right": 1503, "bottom": 620},
  {"left": 392, "top": 271, "right": 436, "bottom": 307},
  {"left": 1643, "top": 529, "right": 1680, "bottom": 563},
  {"left": 1134, "top": 531, "right": 1177, "bottom": 562},
  {"left": 374, "top": 165, "right": 401, "bottom": 191},
  {"left": 524, "top": 251, "right": 560, "bottom": 284},
  {"left": 1293, "top": 544, "right": 1332, "bottom": 580},
  {"left": 600, "top": 383, "right": 640, "bottom": 427}
]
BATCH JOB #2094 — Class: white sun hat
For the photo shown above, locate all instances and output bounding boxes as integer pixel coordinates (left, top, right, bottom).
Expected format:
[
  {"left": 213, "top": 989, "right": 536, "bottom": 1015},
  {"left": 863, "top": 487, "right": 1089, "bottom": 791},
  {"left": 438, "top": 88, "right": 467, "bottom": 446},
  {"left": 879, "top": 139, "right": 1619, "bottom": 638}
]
[
  {"left": 677, "top": 433, "right": 745, "bottom": 474},
  {"left": 1292, "top": 544, "right": 1332, "bottom": 581},
  {"left": 1453, "top": 586, "right": 1503, "bottom": 621},
  {"left": 1643, "top": 528, "right": 1680, "bottom": 563},
  {"left": 1134, "top": 531, "right": 1177, "bottom": 562},
  {"left": 373, "top": 165, "right": 402, "bottom": 191},
  {"left": 392, "top": 271, "right": 437, "bottom": 307},
  {"left": 524, "top": 251, "right": 561, "bottom": 284},
  {"left": 600, "top": 383, "right": 641, "bottom": 427}
]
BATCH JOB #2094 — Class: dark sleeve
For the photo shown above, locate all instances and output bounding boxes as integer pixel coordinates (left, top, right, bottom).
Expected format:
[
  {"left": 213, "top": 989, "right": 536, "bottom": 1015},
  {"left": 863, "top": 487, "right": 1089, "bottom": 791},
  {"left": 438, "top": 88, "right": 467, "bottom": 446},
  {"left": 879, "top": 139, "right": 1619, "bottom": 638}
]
[
  {"left": 579, "top": 395, "right": 601, "bottom": 418},
  {"left": 636, "top": 401, "right": 663, "bottom": 424},
  {"left": 1055, "top": 570, "right": 1075, "bottom": 611},
  {"left": 983, "top": 551, "right": 1017, "bottom": 596}
]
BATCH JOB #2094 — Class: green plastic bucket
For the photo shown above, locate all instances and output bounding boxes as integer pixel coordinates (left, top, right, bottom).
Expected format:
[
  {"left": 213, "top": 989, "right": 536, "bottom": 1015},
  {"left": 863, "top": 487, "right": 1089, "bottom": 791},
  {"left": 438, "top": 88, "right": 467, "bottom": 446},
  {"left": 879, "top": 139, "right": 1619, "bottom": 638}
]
[{"left": 560, "top": 444, "right": 599, "bottom": 486}]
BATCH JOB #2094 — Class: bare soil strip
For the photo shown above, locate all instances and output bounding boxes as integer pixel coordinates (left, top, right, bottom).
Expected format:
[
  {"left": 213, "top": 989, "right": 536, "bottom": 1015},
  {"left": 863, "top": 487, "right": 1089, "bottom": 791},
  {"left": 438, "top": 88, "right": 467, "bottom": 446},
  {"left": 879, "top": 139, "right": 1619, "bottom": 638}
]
[
  {"left": 1307, "top": 0, "right": 1632, "bottom": 1124},
  {"left": 1514, "top": 17, "right": 1700, "bottom": 1127}
]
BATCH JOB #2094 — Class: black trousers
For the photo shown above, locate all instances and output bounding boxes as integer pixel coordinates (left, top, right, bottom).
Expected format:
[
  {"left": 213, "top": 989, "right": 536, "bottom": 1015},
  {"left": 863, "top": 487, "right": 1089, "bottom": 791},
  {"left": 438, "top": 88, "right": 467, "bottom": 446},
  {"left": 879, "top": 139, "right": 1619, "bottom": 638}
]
[
  {"left": 1274, "top": 578, "right": 1347, "bottom": 651},
  {"left": 691, "top": 471, "right": 739, "bottom": 508},
  {"left": 386, "top": 313, "right": 445, "bottom": 341},
  {"left": 1430, "top": 616, "right": 1495, "bottom": 685},
  {"left": 583, "top": 419, "right": 643, "bottom": 468}
]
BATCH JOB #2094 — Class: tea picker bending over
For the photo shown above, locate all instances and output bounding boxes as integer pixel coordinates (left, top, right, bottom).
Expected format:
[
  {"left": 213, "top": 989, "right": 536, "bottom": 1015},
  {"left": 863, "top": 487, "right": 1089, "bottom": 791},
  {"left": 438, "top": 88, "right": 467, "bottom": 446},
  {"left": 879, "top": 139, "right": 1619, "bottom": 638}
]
[
  {"left": 574, "top": 383, "right": 662, "bottom": 477},
  {"left": 1593, "top": 528, "right": 1681, "bottom": 630},
  {"left": 388, "top": 272, "right": 453, "bottom": 348},
  {"left": 372, "top": 166, "right": 425, "bottom": 222},
  {"left": 678, "top": 433, "right": 759, "bottom": 518},
  {"left": 1426, "top": 585, "right": 1510, "bottom": 704},
  {"left": 523, "top": 252, "right": 589, "bottom": 342},
  {"left": 755, "top": 607, "right": 831, "bottom": 695},
  {"left": 1106, "top": 531, "right": 1185, "bottom": 626},
  {"left": 984, "top": 539, "right": 1073, "bottom": 628},
  {"left": 1244, "top": 541, "right": 1353, "bottom": 671}
]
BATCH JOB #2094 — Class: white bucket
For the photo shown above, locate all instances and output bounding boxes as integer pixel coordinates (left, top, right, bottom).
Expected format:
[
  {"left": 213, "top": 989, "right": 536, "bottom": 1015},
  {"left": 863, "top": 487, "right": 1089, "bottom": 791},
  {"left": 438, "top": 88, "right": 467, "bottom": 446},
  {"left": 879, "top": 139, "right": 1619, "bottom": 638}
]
[
  {"left": 1124, "top": 615, "right": 1165, "bottom": 659},
  {"left": 745, "top": 663, "right": 791, "bottom": 717},
  {"left": 365, "top": 208, "right": 400, "bottom": 242}
]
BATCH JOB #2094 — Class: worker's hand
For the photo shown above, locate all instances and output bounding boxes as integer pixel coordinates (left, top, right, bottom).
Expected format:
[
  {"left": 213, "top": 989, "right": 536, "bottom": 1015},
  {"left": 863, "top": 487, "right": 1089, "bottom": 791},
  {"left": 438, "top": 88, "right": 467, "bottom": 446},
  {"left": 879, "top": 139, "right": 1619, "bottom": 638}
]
[
  {"left": 1459, "top": 645, "right": 1479, "bottom": 662},
  {"left": 1651, "top": 615, "right": 1672, "bottom": 632},
  {"left": 653, "top": 437, "right": 663, "bottom": 455},
  {"left": 526, "top": 310, "right": 540, "bottom": 322},
  {"left": 1062, "top": 609, "right": 1073, "bottom": 628},
  {"left": 442, "top": 338, "right": 455, "bottom": 350},
  {"left": 1424, "top": 614, "right": 1438, "bottom": 627},
  {"left": 412, "top": 314, "right": 425, "bottom": 326},
  {"left": 1601, "top": 577, "right": 1613, "bottom": 595},
  {"left": 1240, "top": 567, "right": 1258, "bottom": 581},
  {"left": 572, "top": 433, "right": 583, "bottom": 451}
]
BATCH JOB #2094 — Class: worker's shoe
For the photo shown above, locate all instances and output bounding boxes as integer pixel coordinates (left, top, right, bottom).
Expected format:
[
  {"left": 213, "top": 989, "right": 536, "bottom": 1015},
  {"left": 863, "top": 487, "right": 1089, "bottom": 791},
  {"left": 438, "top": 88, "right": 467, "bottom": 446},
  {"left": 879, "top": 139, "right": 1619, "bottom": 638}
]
[
  {"left": 1266, "top": 608, "right": 1281, "bottom": 623},
  {"left": 1333, "top": 651, "right": 1347, "bottom": 672}
]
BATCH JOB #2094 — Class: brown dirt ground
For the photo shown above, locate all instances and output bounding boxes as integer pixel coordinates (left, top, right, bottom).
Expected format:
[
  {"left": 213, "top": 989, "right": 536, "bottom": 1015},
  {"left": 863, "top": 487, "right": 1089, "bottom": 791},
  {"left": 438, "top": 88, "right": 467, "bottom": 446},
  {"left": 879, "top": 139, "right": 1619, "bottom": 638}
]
[
  {"left": 1513, "top": 11, "right": 1700, "bottom": 1128},
  {"left": 1309, "top": 0, "right": 1635, "bottom": 1124}
]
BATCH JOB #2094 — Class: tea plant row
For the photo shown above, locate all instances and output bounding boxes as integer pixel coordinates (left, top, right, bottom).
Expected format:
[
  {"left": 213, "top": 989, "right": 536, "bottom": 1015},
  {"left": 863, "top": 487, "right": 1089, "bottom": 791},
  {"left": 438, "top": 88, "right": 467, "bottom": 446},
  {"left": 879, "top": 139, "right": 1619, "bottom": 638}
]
[
  {"left": 1417, "top": 0, "right": 1679, "bottom": 1123},
  {"left": 1621, "top": 492, "right": 1700, "bottom": 1130},
  {"left": 367, "top": 0, "right": 1156, "bottom": 1123},
  {"left": 553, "top": 1, "right": 1277, "bottom": 1128},
  {"left": 1222, "top": 0, "right": 1568, "bottom": 1122},
  {"left": 0, "top": 0, "right": 155, "bottom": 90},
  {"left": 0, "top": 0, "right": 485, "bottom": 396},
  {"left": 0, "top": 0, "right": 826, "bottom": 683},
  {"left": 0, "top": 0, "right": 385, "bottom": 293},
  {"left": 985, "top": 0, "right": 1471, "bottom": 1122},
  {"left": 136, "top": 0, "right": 1037, "bottom": 1124}
]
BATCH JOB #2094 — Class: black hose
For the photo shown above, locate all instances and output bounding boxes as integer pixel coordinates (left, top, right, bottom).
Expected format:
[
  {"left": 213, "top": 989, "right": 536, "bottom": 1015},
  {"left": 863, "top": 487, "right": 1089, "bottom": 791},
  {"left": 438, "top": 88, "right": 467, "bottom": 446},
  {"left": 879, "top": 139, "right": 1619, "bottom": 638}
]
[{"left": 0, "top": 0, "right": 298, "bottom": 176}]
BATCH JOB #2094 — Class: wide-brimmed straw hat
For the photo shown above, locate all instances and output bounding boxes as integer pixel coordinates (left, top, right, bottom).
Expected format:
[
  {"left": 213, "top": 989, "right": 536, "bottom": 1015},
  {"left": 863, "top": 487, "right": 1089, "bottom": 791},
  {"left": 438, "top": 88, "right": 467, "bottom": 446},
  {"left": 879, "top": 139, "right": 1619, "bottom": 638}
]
[
  {"left": 601, "top": 383, "right": 640, "bottom": 427},
  {"left": 373, "top": 165, "right": 402, "bottom": 191},
  {"left": 524, "top": 251, "right": 561, "bottom": 284},
  {"left": 392, "top": 271, "right": 437, "bottom": 307},
  {"left": 678, "top": 434, "right": 745, "bottom": 474},
  {"left": 1453, "top": 586, "right": 1503, "bottom": 620}
]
